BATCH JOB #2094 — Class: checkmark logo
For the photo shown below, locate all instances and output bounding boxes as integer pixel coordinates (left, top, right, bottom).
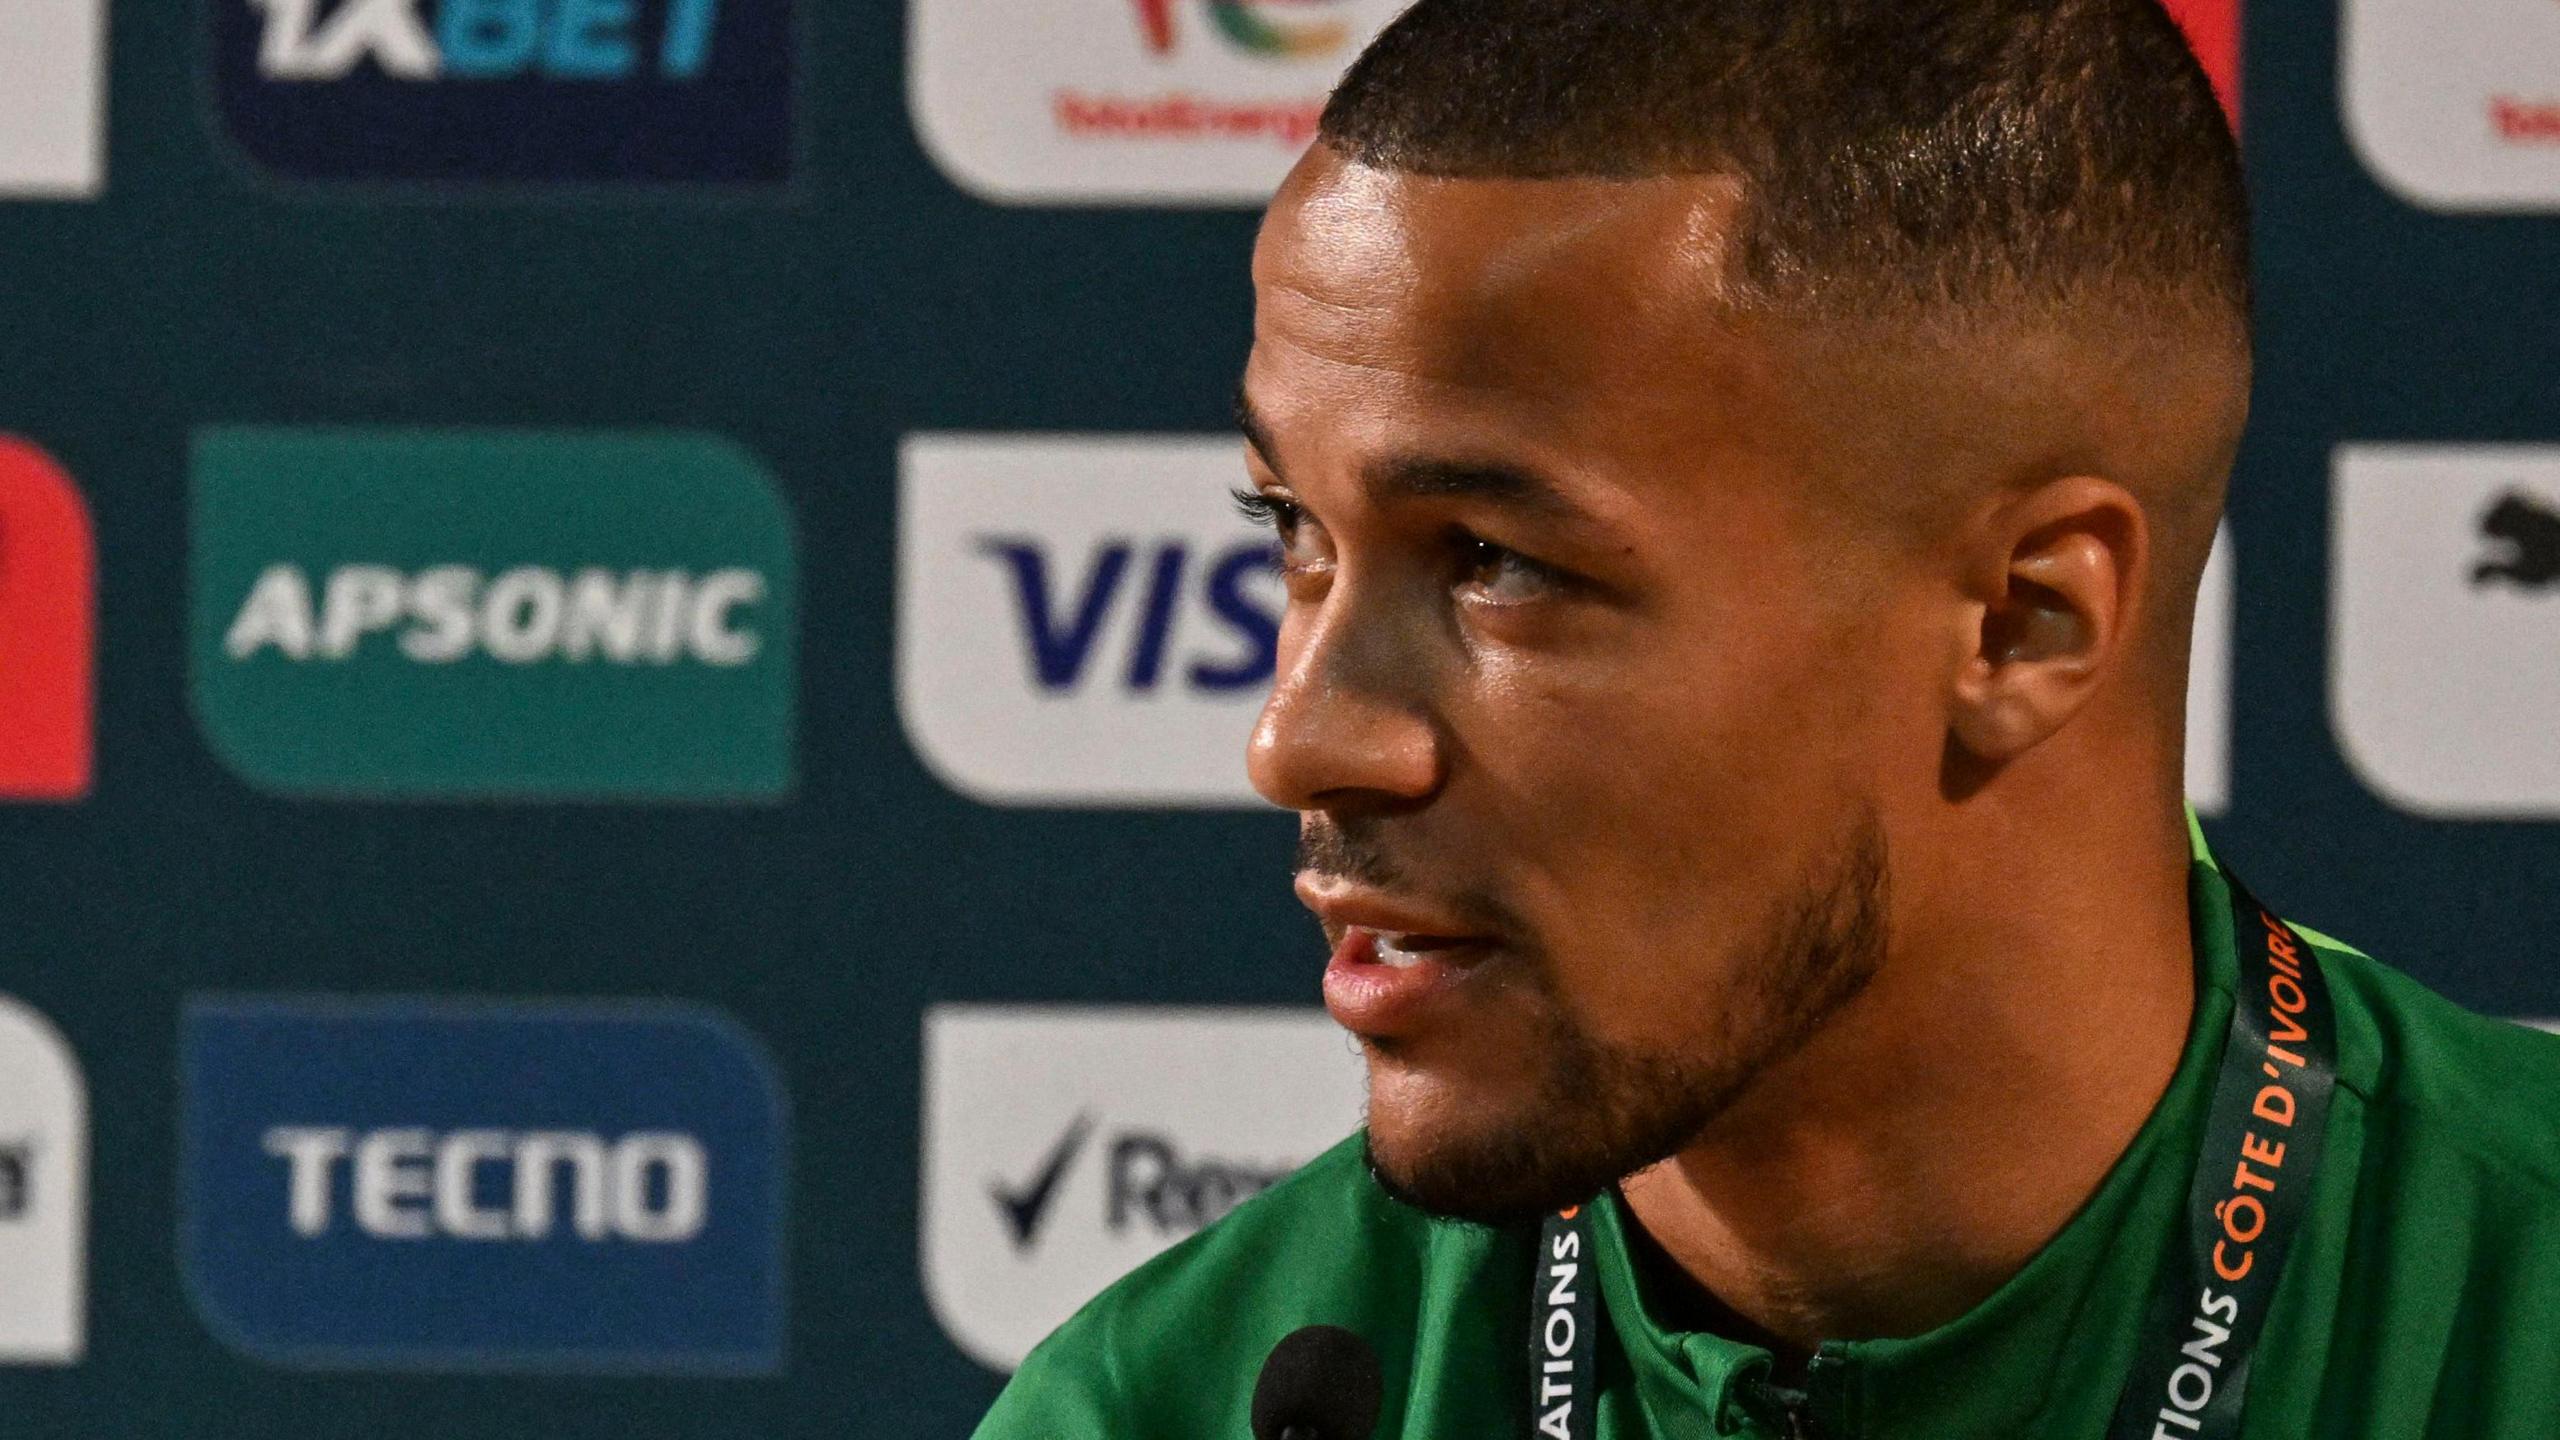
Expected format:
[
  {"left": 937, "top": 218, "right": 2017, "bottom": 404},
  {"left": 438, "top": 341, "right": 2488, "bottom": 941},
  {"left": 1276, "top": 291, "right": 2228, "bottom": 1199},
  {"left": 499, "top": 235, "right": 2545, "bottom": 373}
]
[{"left": 992, "top": 1112, "right": 1096, "bottom": 1252}]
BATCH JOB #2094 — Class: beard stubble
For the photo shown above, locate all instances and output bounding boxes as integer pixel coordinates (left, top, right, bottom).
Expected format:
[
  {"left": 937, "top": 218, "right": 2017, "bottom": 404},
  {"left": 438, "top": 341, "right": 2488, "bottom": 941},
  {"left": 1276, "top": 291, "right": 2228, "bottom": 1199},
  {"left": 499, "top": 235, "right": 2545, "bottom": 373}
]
[{"left": 1355, "top": 811, "right": 1892, "bottom": 1227}]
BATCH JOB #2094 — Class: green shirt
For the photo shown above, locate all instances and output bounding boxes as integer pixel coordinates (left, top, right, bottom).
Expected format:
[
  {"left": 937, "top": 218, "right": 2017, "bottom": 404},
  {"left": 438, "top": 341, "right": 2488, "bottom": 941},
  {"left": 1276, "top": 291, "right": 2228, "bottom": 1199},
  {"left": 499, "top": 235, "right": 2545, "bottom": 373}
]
[{"left": 976, "top": 850, "right": 2560, "bottom": 1438}]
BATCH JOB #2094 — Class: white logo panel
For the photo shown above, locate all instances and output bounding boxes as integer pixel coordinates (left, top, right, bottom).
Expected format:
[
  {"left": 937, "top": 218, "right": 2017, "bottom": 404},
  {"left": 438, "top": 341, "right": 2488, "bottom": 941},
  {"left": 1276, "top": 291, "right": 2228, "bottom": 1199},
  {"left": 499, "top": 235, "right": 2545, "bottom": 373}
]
[
  {"left": 899, "top": 434, "right": 1281, "bottom": 808},
  {"left": 908, "top": 0, "right": 1407, "bottom": 205},
  {"left": 0, "top": 995, "right": 86, "bottom": 1363},
  {"left": 2334, "top": 446, "right": 2560, "bottom": 815},
  {"left": 921, "top": 1006, "right": 1363, "bottom": 1371},
  {"left": 2344, "top": 0, "right": 2560, "bottom": 211},
  {"left": 0, "top": 0, "right": 105, "bottom": 198},
  {"left": 2187, "top": 527, "right": 2233, "bottom": 816}
]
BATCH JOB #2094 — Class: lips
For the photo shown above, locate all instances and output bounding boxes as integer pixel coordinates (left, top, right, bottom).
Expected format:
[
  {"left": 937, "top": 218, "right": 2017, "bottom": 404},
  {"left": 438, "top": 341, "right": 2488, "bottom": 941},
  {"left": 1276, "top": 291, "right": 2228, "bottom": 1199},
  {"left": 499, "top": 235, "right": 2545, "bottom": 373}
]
[
  {"left": 1371, "top": 930, "right": 1472, "bottom": 968},
  {"left": 1316, "top": 921, "right": 1498, "bottom": 1039},
  {"left": 1297, "top": 874, "right": 1505, "bottom": 1035}
]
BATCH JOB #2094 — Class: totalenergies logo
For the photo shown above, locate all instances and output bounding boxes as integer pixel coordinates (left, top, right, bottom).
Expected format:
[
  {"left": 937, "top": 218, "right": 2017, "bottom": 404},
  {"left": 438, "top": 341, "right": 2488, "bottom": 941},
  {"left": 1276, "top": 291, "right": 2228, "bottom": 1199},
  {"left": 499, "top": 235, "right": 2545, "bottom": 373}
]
[{"left": 1132, "top": 0, "right": 1350, "bottom": 58}]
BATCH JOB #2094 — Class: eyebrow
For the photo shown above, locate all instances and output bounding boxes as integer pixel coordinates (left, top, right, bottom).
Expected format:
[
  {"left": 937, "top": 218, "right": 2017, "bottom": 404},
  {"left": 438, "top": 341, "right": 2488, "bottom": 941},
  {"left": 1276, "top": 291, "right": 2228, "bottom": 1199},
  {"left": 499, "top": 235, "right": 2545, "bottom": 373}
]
[
  {"left": 1236, "top": 387, "right": 1593, "bottom": 524},
  {"left": 1236, "top": 388, "right": 1279, "bottom": 468}
]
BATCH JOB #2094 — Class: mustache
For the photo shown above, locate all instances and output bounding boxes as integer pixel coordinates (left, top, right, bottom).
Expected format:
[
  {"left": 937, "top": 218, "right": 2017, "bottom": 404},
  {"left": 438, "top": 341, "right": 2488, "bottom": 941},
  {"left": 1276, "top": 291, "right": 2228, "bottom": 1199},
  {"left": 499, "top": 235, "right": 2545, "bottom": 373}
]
[
  {"left": 1294, "top": 816, "right": 1527, "bottom": 940},
  {"left": 1294, "top": 815, "right": 1407, "bottom": 891}
]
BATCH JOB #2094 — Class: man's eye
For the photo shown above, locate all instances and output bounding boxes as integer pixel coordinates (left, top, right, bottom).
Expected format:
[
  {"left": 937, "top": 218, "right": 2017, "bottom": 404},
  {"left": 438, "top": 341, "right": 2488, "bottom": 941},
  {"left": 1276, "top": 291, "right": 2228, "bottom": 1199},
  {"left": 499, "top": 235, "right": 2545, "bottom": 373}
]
[
  {"left": 1234, "top": 488, "right": 1331, "bottom": 582},
  {"left": 1232, "top": 488, "right": 1301, "bottom": 537},
  {"left": 1456, "top": 533, "right": 1562, "bottom": 603}
]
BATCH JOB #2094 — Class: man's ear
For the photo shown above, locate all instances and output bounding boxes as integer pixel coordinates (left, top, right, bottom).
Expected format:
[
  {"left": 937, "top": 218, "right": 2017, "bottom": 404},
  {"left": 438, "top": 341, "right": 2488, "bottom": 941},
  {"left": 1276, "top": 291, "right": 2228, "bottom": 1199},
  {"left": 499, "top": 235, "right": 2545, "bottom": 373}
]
[{"left": 1947, "top": 476, "right": 2149, "bottom": 765}]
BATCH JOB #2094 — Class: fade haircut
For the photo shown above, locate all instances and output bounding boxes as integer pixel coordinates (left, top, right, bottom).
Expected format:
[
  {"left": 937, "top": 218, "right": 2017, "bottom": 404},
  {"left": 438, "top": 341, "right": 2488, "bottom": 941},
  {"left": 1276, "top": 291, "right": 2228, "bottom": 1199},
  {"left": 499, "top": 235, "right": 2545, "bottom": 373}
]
[{"left": 1320, "top": 0, "right": 2249, "bottom": 330}]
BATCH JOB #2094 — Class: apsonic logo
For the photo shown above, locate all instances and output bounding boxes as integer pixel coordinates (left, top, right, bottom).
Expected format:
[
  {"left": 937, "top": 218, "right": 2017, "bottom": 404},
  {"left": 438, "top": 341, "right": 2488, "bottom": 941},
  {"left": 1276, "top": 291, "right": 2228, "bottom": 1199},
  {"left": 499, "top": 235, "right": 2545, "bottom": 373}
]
[
  {"left": 180, "top": 996, "right": 788, "bottom": 1373},
  {"left": 2344, "top": 0, "right": 2560, "bottom": 210},
  {"left": 899, "top": 434, "right": 2236, "bottom": 815},
  {"left": 921, "top": 1007, "right": 1363, "bottom": 1371},
  {"left": 0, "top": 438, "right": 94, "bottom": 802},
  {"left": 0, "top": 996, "right": 86, "bottom": 1365},
  {"left": 0, "top": 0, "right": 105, "bottom": 198},
  {"left": 2332, "top": 446, "right": 2560, "bottom": 815},
  {"left": 908, "top": 0, "right": 1402, "bottom": 205},
  {"left": 212, "top": 0, "right": 794, "bottom": 185},
  {"left": 190, "top": 427, "right": 797, "bottom": 802},
  {"left": 899, "top": 434, "right": 1282, "bottom": 807}
]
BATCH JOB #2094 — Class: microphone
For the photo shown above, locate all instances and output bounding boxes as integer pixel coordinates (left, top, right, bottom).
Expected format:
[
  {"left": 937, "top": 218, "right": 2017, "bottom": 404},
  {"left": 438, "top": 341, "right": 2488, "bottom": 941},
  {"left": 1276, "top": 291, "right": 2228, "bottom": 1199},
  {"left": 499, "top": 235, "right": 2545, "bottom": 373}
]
[{"left": 1250, "top": 1325, "right": 1384, "bottom": 1440}]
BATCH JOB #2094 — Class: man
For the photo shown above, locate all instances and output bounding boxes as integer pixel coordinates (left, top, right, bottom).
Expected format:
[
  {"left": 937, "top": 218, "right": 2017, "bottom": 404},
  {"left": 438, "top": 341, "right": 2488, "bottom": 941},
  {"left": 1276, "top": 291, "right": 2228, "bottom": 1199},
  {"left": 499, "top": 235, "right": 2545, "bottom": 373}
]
[{"left": 976, "top": 1, "right": 2560, "bottom": 1436}]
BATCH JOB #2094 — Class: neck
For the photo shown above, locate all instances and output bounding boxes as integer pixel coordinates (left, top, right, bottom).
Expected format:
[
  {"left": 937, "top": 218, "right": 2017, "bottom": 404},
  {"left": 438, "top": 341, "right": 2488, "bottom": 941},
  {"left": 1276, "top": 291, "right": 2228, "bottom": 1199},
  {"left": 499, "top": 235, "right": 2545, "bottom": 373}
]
[{"left": 1618, "top": 798, "right": 2196, "bottom": 1358}]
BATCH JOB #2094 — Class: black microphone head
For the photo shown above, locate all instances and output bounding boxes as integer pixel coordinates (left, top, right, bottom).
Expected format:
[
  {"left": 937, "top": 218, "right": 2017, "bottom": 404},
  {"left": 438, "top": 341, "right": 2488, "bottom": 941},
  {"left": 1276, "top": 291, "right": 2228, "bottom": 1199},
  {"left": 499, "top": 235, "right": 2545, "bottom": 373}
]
[{"left": 1250, "top": 1325, "right": 1384, "bottom": 1440}]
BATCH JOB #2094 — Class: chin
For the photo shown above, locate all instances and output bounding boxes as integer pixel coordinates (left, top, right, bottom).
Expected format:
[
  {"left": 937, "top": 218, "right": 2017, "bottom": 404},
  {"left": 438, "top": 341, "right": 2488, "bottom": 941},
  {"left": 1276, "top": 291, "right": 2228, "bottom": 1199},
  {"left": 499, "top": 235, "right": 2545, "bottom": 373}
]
[{"left": 1359, "top": 1061, "right": 1591, "bottom": 1226}]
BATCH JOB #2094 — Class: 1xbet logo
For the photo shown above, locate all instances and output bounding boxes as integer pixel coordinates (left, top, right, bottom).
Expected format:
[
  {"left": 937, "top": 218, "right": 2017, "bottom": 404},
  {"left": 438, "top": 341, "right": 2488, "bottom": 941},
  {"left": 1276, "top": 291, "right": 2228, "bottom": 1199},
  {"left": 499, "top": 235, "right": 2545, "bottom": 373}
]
[
  {"left": 1130, "top": 0, "right": 1351, "bottom": 58},
  {"left": 213, "top": 0, "right": 794, "bottom": 186},
  {"left": 246, "top": 0, "right": 723, "bottom": 79}
]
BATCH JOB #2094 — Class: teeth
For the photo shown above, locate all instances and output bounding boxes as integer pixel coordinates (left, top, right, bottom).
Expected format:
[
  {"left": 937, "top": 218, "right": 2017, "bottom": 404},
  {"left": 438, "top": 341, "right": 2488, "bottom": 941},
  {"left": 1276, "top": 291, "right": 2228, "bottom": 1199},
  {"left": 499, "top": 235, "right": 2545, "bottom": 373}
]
[{"left": 1373, "top": 932, "right": 1425, "bottom": 968}]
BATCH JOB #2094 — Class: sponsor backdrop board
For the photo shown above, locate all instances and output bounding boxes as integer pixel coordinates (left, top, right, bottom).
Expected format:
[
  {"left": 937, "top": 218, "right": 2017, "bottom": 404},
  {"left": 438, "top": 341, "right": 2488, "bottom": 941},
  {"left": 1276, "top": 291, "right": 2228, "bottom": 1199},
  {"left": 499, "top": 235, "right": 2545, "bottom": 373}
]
[
  {"left": 0, "top": 0, "right": 2553, "bottom": 1436},
  {"left": 920, "top": 1007, "right": 1364, "bottom": 1369}
]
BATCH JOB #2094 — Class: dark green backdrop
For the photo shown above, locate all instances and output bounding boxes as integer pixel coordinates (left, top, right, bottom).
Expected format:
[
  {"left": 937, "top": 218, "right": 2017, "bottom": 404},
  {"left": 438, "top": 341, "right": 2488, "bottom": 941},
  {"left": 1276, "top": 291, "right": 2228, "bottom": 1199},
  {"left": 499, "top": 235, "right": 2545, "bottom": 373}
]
[{"left": 0, "top": 1, "right": 2552, "bottom": 1435}]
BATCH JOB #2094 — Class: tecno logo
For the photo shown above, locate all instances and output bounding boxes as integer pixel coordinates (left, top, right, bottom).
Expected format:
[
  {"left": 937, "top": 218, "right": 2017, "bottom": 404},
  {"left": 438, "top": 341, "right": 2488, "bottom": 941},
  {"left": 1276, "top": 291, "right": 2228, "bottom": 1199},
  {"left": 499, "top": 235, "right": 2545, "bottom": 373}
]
[
  {"left": 211, "top": 0, "right": 794, "bottom": 186},
  {"left": 223, "top": 565, "right": 765, "bottom": 668},
  {"left": 182, "top": 996, "right": 787, "bottom": 1373},
  {"left": 246, "top": 0, "right": 727, "bottom": 81},
  {"left": 190, "top": 428, "right": 797, "bottom": 802},
  {"left": 262, "top": 1127, "right": 708, "bottom": 1243},
  {"left": 922, "top": 1007, "right": 1363, "bottom": 1371},
  {"left": 899, "top": 435, "right": 1282, "bottom": 807}
]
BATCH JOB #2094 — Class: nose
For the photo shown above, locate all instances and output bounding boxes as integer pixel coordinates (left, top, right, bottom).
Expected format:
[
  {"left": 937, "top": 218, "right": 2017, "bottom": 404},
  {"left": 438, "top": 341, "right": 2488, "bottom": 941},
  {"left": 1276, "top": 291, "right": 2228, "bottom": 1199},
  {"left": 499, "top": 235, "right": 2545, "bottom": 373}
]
[{"left": 1247, "top": 586, "right": 1444, "bottom": 812}]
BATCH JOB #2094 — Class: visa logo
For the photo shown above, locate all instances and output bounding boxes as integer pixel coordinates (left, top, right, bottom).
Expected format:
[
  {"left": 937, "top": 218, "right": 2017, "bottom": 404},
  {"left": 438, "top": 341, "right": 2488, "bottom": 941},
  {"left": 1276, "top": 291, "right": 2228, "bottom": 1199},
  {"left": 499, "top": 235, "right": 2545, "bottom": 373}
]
[
  {"left": 900, "top": 435, "right": 1287, "bottom": 807},
  {"left": 248, "top": 0, "right": 723, "bottom": 81},
  {"left": 979, "top": 537, "right": 1278, "bottom": 695}
]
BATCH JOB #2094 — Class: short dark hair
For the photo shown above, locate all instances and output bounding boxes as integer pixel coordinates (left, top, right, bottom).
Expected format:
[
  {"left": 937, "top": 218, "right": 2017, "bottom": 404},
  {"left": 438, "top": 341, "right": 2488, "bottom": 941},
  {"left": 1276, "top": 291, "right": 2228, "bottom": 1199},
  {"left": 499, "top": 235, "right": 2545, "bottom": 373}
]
[{"left": 1320, "top": 0, "right": 2249, "bottom": 326}]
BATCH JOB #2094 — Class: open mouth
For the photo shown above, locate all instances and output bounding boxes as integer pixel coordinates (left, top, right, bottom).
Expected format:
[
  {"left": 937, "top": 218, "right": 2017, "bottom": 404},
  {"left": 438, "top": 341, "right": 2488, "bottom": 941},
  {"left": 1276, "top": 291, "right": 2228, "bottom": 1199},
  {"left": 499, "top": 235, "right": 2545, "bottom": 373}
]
[{"left": 1368, "top": 931, "right": 1481, "bottom": 969}]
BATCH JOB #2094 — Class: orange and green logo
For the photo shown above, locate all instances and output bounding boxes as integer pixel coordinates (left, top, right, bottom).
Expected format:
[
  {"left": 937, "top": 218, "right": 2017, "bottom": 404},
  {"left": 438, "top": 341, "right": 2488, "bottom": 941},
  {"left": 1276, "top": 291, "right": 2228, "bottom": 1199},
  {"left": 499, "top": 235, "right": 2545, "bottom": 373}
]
[{"left": 1133, "top": 0, "right": 1350, "bottom": 58}]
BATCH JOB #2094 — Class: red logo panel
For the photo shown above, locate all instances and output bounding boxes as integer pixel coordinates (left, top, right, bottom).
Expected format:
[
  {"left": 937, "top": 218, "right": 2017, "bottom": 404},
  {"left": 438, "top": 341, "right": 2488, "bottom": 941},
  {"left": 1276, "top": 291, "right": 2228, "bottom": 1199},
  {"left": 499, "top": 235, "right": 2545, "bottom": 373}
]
[
  {"left": 2161, "top": 0, "right": 2242, "bottom": 127},
  {"left": 0, "top": 437, "right": 93, "bottom": 800}
]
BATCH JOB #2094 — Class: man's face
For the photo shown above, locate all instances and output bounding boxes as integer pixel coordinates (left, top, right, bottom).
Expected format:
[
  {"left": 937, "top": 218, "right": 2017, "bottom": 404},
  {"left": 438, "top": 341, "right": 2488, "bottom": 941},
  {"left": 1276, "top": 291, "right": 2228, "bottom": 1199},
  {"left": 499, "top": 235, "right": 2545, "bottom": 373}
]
[{"left": 1242, "top": 151, "right": 1947, "bottom": 1222}]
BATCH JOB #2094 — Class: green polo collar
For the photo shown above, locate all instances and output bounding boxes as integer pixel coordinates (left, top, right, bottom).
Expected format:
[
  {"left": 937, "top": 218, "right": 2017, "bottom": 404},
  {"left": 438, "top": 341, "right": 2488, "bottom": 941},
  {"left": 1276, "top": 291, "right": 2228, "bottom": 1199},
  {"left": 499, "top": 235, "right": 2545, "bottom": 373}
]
[{"left": 1589, "top": 819, "right": 2241, "bottom": 1436}]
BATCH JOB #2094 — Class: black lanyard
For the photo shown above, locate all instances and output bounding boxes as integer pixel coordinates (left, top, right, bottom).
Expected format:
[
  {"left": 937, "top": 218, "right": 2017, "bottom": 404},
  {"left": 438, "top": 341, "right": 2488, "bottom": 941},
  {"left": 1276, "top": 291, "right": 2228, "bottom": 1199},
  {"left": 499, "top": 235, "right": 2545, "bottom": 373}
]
[{"left": 1530, "top": 865, "right": 2339, "bottom": 1440}]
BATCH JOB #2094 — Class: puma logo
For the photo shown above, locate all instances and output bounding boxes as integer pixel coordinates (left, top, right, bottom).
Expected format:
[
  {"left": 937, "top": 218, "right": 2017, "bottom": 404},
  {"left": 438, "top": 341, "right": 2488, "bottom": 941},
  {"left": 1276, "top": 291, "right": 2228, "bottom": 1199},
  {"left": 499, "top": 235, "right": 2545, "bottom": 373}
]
[{"left": 2473, "top": 491, "right": 2560, "bottom": 591}]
